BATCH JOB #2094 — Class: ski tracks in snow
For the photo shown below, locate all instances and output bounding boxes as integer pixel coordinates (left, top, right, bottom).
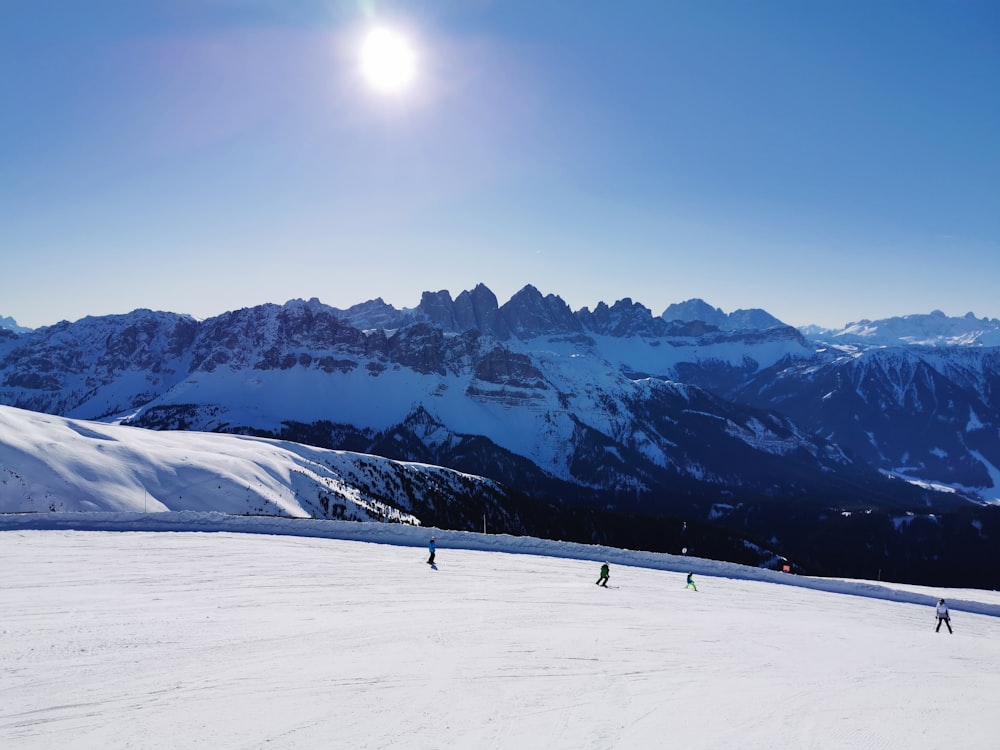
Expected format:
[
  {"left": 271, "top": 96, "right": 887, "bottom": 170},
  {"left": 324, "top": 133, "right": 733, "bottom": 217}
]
[{"left": 3, "top": 531, "right": 1000, "bottom": 749}]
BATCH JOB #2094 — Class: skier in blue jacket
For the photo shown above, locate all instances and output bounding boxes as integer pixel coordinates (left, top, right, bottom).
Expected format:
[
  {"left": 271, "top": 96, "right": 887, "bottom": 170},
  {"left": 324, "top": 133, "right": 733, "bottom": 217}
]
[{"left": 427, "top": 537, "right": 436, "bottom": 565}]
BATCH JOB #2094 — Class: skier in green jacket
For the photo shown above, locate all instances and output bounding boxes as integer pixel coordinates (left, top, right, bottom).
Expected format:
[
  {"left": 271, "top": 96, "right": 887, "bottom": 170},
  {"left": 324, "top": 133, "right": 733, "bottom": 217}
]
[{"left": 596, "top": 562, "right": 610, "bottom": 587}]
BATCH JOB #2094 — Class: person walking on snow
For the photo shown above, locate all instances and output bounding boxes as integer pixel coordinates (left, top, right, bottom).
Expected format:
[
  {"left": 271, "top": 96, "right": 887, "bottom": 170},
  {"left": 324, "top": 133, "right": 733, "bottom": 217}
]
[
  {"left": 686, "top": 572, "right": 698, "bottom": 591},
  {"left": 596, "top": 562, "right": 610, "bottom": 587},
  {"left": 935, "top": 599, "right": 953, "bottom": 633},
  {"left": 427, "top": 537, "right": 436, "bottom": 565}
]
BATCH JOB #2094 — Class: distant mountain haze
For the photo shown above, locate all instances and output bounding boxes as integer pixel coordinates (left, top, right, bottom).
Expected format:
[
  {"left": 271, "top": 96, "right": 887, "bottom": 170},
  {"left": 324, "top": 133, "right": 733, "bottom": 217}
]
[{"left": 0, "top": 315, "right": 31, "bottom": 334}]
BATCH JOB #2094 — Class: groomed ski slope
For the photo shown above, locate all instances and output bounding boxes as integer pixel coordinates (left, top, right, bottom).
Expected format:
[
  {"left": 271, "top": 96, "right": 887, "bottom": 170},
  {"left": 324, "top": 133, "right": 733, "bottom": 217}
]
[{"left": 3, "top": 516, "right": 1000, "bottom": 750}]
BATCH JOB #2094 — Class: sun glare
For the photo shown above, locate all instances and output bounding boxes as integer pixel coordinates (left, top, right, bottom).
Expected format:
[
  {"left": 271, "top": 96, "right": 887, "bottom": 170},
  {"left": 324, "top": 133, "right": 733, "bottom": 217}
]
[{"left": 360, "top": 27, "right": 416, "bottom": 94}]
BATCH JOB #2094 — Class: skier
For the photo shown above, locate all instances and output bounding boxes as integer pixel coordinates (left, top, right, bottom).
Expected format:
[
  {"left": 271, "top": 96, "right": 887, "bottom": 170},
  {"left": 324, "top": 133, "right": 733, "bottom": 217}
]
[
  {"left": 596, "top": 562, "right": 610, "bottom": 587},
  {"left": 427, "top": 537, "right": 436, "bottom": 566},
  {"left": 935, "top": 598, "right": 953, "bottom": 633},
  {"left": 685, "top": 572, "right": 697, "bottom": 591}
]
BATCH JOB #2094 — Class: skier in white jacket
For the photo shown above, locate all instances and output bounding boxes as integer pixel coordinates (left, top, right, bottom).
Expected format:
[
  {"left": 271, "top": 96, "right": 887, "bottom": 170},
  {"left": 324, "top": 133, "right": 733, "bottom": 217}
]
[{"left": 935, "top": 599, "right": 953, "bottom": 634}]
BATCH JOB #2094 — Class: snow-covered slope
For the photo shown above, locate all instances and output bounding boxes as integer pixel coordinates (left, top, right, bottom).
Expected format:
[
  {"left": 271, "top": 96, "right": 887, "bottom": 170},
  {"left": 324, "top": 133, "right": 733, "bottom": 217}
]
[
  {"left": 2, "top": 521, "right": 999, "bottom": 750},
  {"left": 0, "top": 404, "right": 828, "bottom": 578},
  {"left": 0, "top": 404, "right": 512, "bottom": 525}
]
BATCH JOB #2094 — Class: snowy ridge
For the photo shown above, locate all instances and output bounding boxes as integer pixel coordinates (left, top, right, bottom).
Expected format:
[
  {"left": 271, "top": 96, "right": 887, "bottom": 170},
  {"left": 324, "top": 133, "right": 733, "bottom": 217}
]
[{"left": 0, "top": 404, "right": 506, "bottom": 524}]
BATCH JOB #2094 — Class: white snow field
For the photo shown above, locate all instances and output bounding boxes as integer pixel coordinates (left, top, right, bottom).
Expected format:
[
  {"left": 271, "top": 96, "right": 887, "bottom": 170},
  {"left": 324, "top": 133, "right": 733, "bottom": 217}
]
[{"left": 3, "top": 518, "right": 1000, "bottom": 750}]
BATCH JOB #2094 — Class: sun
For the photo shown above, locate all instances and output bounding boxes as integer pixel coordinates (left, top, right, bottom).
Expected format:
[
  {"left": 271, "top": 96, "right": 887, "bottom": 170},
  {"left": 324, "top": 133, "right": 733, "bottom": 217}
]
[{"left": 359, "top": 27, "right": 416, "bottom": 94}]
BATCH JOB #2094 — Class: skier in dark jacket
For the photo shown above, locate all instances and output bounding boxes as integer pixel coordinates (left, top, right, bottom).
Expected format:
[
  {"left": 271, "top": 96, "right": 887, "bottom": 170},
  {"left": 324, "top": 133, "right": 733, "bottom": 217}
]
[
  {"left": 935, "top": 599, "right": 953, "bottom": 633},
  {"left": 596, "top": 562, "right": 610, "bottom": 587},
  {"left": 686, "top": 572, "right": 697, "bottom": 591}
]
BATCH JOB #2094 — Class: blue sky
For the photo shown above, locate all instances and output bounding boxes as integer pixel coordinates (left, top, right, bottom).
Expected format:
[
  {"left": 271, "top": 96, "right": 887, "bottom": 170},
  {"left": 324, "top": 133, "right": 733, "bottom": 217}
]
[{"left": 2, "top": 0, "right": 998, "bottom": 330}]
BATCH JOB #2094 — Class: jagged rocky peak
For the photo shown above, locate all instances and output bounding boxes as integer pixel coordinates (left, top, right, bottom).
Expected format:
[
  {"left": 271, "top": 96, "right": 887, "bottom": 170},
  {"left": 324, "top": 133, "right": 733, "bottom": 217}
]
[
  {"left": 417, "top": 290, "right": 457, "bottom": 330},
  {"left": 40, "top": 309, "right": 199, "bottom": 359},
  {"left": 98, "top": 310, "right": 200, "bottom": 363},
  {"left": 332, "top": 297, "right": 412, "bottom": 331},
  {"left": 0, "top": 308, "right": 200, "bottom": 407},
  {"left": 274, "top": 298, "right": 359, "bottom": 339},
  {"left": 453, "top": 284, "right": 508, "bottom": 338},
  {"left": 287, "top": 297, "right": 328, "bottom": 312},
  {"left": 411, "top": 284, "right": 509, "bottom": 339},
  {"left": 577, "top": 298, "right": 668, "bottom": 337},
  {"left": 661, "top": 299, "right": 786, "bottom": 331},
  {"left": 322, "top": 283, "right": 510, "bottom": 338},
  {"left": 189, "top": 300, "right": 369, "bottom": 374},
  {"left": 500, "top": 285, "right": 581, "bottom": 339},
  {"left": 75, "top": 307, "right": 193, "bottom": 327},
  {"left": 196, "top": 303, "right": 288, "bottom": 347},
  {"left": 662, "top": 299, "right": 727, "bottom": 328}
]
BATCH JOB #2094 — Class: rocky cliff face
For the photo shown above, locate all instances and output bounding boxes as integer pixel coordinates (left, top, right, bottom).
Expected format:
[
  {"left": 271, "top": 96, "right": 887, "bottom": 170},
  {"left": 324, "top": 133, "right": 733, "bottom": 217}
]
[{"left": 0, "top": 310, "right": 197, "bottom": 418}]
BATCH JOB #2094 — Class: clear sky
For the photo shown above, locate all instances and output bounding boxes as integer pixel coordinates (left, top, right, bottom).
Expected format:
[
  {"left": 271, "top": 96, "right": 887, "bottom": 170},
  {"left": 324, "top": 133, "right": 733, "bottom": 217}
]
[{"left": 2, "top": 0, "right": 998, "bottom": 330}]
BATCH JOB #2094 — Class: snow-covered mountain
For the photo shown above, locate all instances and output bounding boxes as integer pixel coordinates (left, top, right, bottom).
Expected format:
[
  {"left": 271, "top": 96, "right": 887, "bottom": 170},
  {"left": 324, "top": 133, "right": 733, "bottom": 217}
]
[
  {"left": 0, "top": 289, "right": 886, "bottom": 511},
  {"left": 662, "top": 298, "right": 786, "bottom": 331},
  {"left": 731, "top": 345, "right": 1000, "bottom": 496},
  {"left": 803, "top": 310, "right": 1000, "bottom": 347},
  {"left": 0, "top": 314, "right": 31, "bottom": 334},
  {"left": 0, "top": 403, "right": 511, "bottom": 526},
  {"left": 2, "top": 286, "right": 999, "bottom": 585},
  {"left": 0, "top": 403, "right": 780, "bottom": 569}
]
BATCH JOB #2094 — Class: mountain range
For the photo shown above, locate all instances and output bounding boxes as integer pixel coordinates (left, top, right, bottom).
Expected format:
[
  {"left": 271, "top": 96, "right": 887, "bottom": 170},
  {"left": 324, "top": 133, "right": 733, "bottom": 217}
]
[{"left": 3, "top": 284, "right": 999, "bottom": 586}]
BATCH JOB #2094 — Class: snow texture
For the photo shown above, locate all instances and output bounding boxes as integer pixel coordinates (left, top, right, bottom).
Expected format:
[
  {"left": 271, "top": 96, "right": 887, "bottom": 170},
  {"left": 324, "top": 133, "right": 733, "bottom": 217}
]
[{"left": 2, "top": 514, "right": 1000, "bottom": 750}]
